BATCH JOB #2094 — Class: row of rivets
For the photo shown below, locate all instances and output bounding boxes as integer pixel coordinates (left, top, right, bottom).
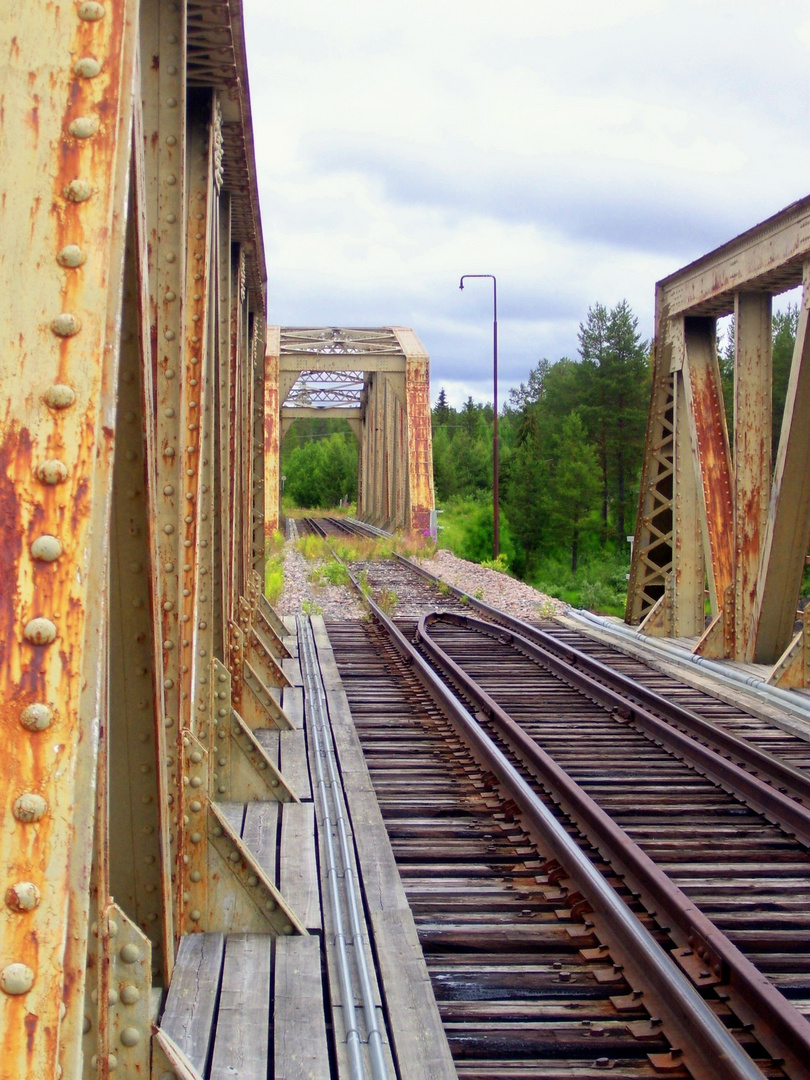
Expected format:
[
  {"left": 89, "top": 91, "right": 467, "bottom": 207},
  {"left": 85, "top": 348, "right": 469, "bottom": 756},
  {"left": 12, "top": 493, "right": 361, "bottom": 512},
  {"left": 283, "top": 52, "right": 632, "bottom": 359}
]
[{"left": 5, "top": 0, "right": 106, "bottom": 1007}]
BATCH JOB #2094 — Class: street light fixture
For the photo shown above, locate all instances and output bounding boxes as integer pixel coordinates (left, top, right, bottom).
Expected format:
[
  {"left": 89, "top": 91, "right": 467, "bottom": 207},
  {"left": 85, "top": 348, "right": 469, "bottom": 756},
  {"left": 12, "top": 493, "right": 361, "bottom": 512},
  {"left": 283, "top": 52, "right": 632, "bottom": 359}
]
[{"left": 459, "top": 274, "right": 499, "bottom": 558}]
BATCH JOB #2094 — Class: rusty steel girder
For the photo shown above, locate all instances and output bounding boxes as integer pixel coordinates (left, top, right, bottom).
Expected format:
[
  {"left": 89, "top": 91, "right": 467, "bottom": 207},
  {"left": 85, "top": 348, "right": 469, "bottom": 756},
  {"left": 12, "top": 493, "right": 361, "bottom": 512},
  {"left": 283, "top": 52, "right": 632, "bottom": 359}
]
[
  {"left": 627, "top": 196, "right": 810, "bottom": 684},
  {"left": 0, "top": 3, "right": 303, "bottom": 1079}
]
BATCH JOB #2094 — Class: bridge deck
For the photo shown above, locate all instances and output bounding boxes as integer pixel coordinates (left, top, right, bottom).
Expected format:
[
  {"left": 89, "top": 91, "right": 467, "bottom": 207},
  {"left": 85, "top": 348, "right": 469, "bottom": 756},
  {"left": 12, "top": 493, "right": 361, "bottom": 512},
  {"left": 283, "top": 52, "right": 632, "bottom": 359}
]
[{"left": 159, "top": 617, "right": 453, "bottom": 1080}]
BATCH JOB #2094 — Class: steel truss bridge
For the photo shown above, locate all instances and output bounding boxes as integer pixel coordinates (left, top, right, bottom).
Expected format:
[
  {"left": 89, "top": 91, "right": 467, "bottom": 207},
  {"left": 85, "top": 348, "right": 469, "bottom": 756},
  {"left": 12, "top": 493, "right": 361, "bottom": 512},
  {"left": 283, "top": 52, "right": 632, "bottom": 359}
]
[{"left": 1, "top": 1, "right": 810, "bottom": 1079}]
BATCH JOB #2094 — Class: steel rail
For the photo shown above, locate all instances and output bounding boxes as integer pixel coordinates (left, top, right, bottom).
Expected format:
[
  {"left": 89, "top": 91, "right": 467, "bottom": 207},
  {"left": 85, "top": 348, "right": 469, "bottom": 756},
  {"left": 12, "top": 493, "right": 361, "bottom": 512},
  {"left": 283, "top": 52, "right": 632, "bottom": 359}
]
[
  {"left": 397, "top": 553, "right": 810, "bottom": 808},
  {"left": 416, "top": 609, "right": 810, "bottom": 1080},
  {"left": 423, "top": 611, "right": 810, "bottom": 846},
  {"left": 332, "top": 560, "right": 768, "bottom": 1080},
  {"left": 298, "top": 614, "right": 389, "bottom": 1080}
]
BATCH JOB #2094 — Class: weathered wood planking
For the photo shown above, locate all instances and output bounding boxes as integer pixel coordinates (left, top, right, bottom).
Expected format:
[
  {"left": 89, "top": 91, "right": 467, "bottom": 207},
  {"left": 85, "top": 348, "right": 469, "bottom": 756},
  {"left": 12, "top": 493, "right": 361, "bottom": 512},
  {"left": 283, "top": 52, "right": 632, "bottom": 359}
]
[
  {"left": 219, "top": 801, "right": 247, "bottom": 835},
  {"left": 282, "top": 684, "right": 305, "bottom": 729},
  {"left": 310, "top": 616, "right": 457, "bottom": 1080},
  {"left": 209, "top": 934, "right": 272, "bottom": 1080},
  {"left": 283, "top": 654, "right": 304, "bottom": 687},
  {"left": 160, "top": 933, "right": 225, "bottom": 1074},
  {"left": 280, "top": 802, "right": 321, "bottom": 930},
  {"left": 253, "top": 727, "right": 281, "bottom": 766},
  {"left": 274, "top": 935, "right": 331, "bottom": 1080},
  {"left": 280, "top": 727, "right": 312, "bottom": 801},
  {"left": 242, "top": 800, "right": 280, "bottom": 882}
]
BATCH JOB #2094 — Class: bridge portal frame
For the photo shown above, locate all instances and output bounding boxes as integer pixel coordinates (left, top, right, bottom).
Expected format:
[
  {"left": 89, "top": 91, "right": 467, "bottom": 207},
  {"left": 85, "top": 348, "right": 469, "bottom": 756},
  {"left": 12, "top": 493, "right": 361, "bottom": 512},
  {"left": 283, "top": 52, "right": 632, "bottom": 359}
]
[
  {"left": 627, "top": 195, "right": 810, "bottom": 687},
  {"left": 264, "top": 325, "right": 435, "bottom": 536}
]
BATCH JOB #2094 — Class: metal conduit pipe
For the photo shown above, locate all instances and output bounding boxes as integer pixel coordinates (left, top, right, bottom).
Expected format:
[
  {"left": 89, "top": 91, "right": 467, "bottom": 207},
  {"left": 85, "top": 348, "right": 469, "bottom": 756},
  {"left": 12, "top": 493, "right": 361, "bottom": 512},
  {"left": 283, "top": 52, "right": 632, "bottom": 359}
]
[
  {"left": 398, "top": 553, "right": 810, "bottom": 727},
  {"left": 341, "top": 578, "right": 766, "bottom": 1080},
  {"left": 572, "top": 609, "right": 810, "bottom": 723},
  {"left": 297, "top": 616, "right": 389, "bottom": 1080}
]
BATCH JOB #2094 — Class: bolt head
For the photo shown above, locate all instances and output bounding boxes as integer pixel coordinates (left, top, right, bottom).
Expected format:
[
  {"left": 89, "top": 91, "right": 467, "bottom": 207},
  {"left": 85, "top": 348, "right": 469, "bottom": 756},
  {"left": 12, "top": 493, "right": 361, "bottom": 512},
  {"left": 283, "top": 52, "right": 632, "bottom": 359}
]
[
  {"left": 51, "top": 312, "right": 82, "bottom": 337},
  {"left": 120, "top": 984, "right": 140, "bottom": 1006},
  {"left": 31, "top": 535, "right": 62, "bottom": 562},
  {"left": 63, "top": 178, "right": 93, "bottom": 202},
  {"left": 36, "top": 459, "right": 68, "bottom": 484},
  {"left": 119, "top": 943, "right": 140, "bottom": 964},
  {"left": 13, "top": 793, "right": 47, "bottom": 823},
  {"left": 20, "top": 703, "right": 53, "bottom": 731},
  {"left": 74, "top": 57, "right": 101, "bottom": 78},
  {"left": 5, "top": 882, "right": 40, "bottom": 912},
  {"left": 78, "top": 1, "right": 105, "bottom": 18},
  {"left": 44, "top": 383, "right": 77, "bottom": 407},
  {"left": 0, "top": 963, "right": 34, "bottom": 995}
]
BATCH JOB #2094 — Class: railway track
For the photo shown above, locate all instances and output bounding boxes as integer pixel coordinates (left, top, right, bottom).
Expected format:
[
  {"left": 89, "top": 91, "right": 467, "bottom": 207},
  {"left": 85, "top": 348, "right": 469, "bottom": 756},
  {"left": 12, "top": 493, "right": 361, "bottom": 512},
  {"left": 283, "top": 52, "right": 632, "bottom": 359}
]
[{"left": 292, "top": 518, "right": 810, "bottom": 1077}]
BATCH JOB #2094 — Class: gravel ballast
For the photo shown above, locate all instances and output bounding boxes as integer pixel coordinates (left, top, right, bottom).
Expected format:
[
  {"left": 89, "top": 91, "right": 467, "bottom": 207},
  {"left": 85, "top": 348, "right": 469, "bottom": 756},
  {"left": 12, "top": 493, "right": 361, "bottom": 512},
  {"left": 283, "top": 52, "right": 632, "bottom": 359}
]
[{"left": 276, "top": 542, "right": 565, "bottom": 622}]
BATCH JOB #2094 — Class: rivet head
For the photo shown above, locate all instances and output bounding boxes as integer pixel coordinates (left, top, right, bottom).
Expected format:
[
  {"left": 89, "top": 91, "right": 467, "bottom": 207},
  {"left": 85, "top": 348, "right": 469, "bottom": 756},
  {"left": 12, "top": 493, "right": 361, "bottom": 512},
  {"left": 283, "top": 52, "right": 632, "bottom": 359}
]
[
  {"left": 74, "top": 57, "right": 101, "bottom": 78},
  {"left": 77, "top": 1, "right": 105, "bottom": 19},
  {"left": 189, "top": 831, "right": 202, "bottom": 844},
  {"left": 44, "top": 383, "right": 77, "bottom": 409},
  {"left": 0, "top": 964, "right": 34, "bottom": 995},
  {"left": 212, "top": 826, "right": 223, "bottom": 837},
  {"left": 51, "top": 312, "right": 82, "bottom": 337},
  {"left": 31, "top": 535, "right": 62, "bottom": 562},
  {"left": 83, "top": 1015, "right": 91, "bottom": 1034},
  {"left": 68, "top": 116, "right": 98, "bottom": 138},
  {"left": 120, "top": 1026, "right": 141, "bottom": 1048},
  {"left": 247, "top": 874, "right": 258, "bottom": 887},
  {"left": 56, "top": 245, "right": 86, "bottom": 270},
  {"left": 108, "top": 1055, "right": 118, "bottom": 1071},
  {"left": 36, "top": 459, "right": 68, "bottom": 484},
  {"left": 189, "top": 909, "right": 201, "bottom": 922},
  {"left": 190, "top": 776, "right": 202, "bottom": 788},
  {"left": 190, "top": 869, "right": 201, "bottom": 882},
  {"left": 13, "top": 793, "right": 47, "bottom": 823},
  {"left": 190, "top": 750, "right": 203, "bottom": 764},
  {"left": 20, "top": 703, "right": 53, "bottom": 731},
  {"left": 5, "top": 882, "right": 41, "bottom": 912},
  {"left": 24, "top": 618, "right": 57, "bottom": 645},
  {"left": 163, "top": 523, "right": 174, "bottom": 534},
  {"left": 63, "top": 178, "right": 93, "bottom": 202},
  {"left": 119, "top": 943, "right": 140, "bottom": 964},
  {"left": 120, "top": 985, "right": 140, "bottom": 1006}
]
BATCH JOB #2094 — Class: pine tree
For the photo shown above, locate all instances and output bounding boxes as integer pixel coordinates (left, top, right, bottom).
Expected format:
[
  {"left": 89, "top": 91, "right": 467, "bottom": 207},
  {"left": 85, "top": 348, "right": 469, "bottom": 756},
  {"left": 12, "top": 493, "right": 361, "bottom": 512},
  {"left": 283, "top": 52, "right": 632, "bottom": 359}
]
[{"left": 434, "top": 387, "right": 451, "bottom": 426}]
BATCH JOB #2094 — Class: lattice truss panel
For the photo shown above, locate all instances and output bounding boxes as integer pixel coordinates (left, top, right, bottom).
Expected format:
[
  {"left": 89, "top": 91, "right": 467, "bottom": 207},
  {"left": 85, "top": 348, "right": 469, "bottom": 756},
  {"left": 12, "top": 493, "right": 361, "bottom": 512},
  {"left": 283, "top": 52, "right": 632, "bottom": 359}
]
[
  {"left": 627, "top": 196, "right": 810, "bottom": 686},
  {"left": 264, "top": 326, "right": 436, "bottom": 535},
  {"left": 0, "top": 3, "right": 303, "bottom": 1078}
]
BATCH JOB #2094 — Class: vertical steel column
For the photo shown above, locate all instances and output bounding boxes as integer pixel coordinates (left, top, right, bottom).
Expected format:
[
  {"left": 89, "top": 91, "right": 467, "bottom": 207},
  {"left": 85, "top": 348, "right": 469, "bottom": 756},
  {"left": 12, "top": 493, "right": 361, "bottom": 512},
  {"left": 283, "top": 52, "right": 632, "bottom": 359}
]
[
  {"left": 263, "top": 328, "right": 281, "bottom": 538},
  {"left": 672, "top": 367, "right": 706, "bottom": 636},
  {"left": 751, "top": 267, "right": 810, "bottom": 662},
  {"left": 734, "top": 293, "right": 772, "bottom": 661},
  {"left": 0, "top": 1, "right": 135, "bottom": 1076},
  {"left": 682, "top": 316, "right": 734, "bottom": 616},
  {"left": 141, "top": 0, "right": 188, "bottom": 956},
  {"left": 626, "top": 298, "right": 676, "bottom": 626},
  {"left": 404, "top": 354, "right": 435, "bottom": 534}
]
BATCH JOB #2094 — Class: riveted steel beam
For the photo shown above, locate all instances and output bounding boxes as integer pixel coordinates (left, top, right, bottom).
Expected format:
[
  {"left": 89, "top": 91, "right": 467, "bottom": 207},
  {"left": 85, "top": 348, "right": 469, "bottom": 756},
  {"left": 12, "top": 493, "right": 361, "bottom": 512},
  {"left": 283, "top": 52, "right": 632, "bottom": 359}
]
[
  {"left": 750, "top": 276, "right": 810, "bottom": 664},
  {"left": 0, "top": 0, "right": 136, "bottom": 1075},
  {"left": 734, "top": 293, "right": 772, "bottom": 660}
]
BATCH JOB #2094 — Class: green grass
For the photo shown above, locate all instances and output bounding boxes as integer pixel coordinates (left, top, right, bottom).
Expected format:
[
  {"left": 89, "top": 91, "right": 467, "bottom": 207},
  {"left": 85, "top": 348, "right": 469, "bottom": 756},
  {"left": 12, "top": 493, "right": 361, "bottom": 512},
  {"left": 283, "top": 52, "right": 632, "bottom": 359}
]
[{"left": 308, "top": 560, "right": 351, "bottom": 588}]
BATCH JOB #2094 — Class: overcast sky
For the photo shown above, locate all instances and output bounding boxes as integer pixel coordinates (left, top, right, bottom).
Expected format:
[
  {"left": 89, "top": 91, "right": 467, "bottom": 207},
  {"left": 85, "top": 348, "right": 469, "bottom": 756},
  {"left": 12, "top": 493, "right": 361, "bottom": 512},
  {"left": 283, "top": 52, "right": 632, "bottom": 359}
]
[{"left": 243, "top": 1, "right": 810, "bottom": 407}]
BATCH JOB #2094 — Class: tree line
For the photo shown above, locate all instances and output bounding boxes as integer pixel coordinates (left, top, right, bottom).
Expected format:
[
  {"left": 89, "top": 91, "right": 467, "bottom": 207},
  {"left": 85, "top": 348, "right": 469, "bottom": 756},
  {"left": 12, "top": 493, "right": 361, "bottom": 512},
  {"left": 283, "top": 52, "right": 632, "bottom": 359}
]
[
  {"left": 280, "top": 299, "right": 798, "bottom": 600},
  {"left": 434, "top": 300, "right": 651, "bottom": 576}
]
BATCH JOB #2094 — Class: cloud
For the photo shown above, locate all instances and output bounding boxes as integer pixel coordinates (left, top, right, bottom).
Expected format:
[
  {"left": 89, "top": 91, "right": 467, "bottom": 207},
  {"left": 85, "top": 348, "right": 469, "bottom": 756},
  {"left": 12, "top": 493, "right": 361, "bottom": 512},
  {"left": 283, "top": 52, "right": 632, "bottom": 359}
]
[{"left": 244, "top": 0, "right": 810, "bottom": 403}]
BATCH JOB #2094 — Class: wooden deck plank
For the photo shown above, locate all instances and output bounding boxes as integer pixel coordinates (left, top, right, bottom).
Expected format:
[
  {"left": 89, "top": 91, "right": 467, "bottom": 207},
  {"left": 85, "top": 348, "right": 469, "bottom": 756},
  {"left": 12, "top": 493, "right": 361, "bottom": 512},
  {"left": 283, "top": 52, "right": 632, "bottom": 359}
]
[
  {"left": 281, "top": 684, "right": 305, "bottom": 729},
  {"left": 283, "top": 655, "right": 303, "bottom": 687},
  {"left": 280, "top": 802, "right": 321, "bottom": 930},
  {"left": 274, "top": 935, "right": 331, "bottom": 1080},
  {"left": 280, "top": 726, "right": 311, "bottom": 801},
  {"left": 209, "top": 934, "right": 272, "bottom": 1080},
  {"left": 160, "top": 932, "right": 225, "bottom": 1074},
  {"left": 253, "top": 727, "right": 280, "bottom": 765},
  {"left": 218, "top": 801, "right": 246, "bottom": 835},
  {"left": 310, "top": 616, "right": 457, "bottom": 1080},
  {"left": 242, "top": 800, "right": 279, "bottom": 883}
]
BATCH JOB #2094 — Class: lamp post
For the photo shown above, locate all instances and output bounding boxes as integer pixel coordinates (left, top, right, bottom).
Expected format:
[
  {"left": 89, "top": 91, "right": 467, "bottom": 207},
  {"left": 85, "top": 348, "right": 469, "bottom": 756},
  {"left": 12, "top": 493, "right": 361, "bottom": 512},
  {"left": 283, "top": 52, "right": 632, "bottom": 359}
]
[{"left": 459, "top": 274, "right": 499, "bottom": 558}]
